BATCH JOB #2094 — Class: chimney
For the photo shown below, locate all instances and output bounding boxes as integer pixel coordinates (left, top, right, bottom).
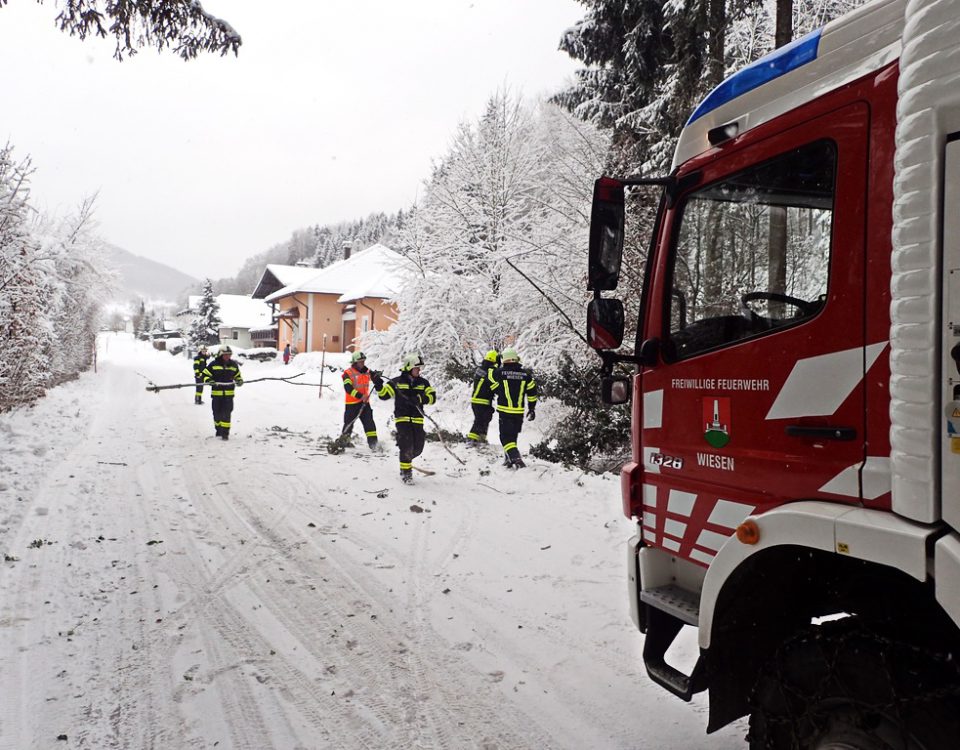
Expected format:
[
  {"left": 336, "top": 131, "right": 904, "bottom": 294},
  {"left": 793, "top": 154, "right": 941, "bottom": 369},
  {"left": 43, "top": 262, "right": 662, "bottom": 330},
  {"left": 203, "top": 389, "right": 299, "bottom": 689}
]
[{"left": 343, "top": 241, "right": 353, "bottom": 260}]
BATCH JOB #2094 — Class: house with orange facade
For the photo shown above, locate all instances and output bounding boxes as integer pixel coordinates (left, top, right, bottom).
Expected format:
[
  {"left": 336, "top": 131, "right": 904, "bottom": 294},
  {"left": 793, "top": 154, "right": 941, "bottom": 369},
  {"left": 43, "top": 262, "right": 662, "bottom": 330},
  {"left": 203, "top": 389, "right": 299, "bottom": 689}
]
[{"left": 253, "top": 244, "right": 407, "bottom": 354}]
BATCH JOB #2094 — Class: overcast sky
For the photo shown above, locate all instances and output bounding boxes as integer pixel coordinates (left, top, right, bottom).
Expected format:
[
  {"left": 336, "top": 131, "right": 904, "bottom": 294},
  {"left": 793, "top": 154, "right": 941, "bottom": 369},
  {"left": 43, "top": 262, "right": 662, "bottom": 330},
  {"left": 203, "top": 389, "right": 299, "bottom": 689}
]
[{"left": 0, "top": 0, "right": 584, "bottom": 281}]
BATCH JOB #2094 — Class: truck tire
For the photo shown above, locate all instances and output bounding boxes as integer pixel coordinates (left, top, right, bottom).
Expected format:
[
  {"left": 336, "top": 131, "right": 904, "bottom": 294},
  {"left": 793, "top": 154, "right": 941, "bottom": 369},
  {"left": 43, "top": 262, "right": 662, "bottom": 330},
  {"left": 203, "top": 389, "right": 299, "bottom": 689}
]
[{"left": 748, "top": 619, "right": 960, "bottom": 750}]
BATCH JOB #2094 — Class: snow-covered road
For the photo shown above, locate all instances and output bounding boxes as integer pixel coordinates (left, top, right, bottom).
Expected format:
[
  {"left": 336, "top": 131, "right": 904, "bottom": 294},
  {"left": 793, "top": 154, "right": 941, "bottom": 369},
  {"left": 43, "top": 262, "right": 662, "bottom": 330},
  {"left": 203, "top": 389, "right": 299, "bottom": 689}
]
[{"left": 0, "top": 334, "right": 747, "bottom": 749}]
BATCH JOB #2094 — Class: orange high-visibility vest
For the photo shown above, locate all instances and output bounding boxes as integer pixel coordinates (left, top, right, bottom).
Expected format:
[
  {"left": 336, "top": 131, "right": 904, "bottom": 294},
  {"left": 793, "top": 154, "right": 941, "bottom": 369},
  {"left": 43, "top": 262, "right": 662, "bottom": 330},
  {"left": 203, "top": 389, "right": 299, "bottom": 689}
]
[{"left": 343, "top": 366, "right": 372, "bottom": 405}]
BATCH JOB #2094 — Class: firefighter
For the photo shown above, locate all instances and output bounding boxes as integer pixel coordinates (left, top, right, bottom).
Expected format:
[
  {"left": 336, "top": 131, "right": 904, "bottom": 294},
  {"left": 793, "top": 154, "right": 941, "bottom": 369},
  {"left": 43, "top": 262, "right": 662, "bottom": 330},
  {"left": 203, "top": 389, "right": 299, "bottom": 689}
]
[
  {"left": 342, "top": 351, "right": 382, "bottom": 451},
  {"left": 467, "top": 349, "right": 499, "bottom": 445},
  {"left": 377, "top": 353, "right": 436, "bottom": 484},
  {"left": 491, "top": 347, "right": 538, "bottom": 469},
  {"left": 193, "top": 345, "right": 209, "bottom": 405},
  {"left": 202, "top": 345, "right": 243, "bottom": 440}
]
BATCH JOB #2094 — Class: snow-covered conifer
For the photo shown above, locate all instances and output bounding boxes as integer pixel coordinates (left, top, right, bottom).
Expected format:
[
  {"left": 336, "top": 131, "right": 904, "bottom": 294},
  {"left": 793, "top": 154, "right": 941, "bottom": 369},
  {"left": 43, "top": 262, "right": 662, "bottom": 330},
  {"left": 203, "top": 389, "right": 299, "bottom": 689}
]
[{"left": 188, "top": 279, "right": 221, "bottom": 348}]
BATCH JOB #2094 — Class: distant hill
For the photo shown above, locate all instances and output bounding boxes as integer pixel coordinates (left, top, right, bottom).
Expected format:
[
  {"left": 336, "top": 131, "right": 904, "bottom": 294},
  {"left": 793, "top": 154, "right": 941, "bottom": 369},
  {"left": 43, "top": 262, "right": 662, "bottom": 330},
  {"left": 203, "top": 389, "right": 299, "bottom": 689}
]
[{"left": 104, "top": 244, "right": 198, "bottom": 303}]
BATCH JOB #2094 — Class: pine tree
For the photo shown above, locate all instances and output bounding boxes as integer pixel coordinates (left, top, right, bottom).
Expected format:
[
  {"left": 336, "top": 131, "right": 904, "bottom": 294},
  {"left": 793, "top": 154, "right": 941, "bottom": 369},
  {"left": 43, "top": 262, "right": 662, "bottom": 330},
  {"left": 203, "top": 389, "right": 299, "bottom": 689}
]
[
  {"left": 7, "top": 0, "right": 241, "bottom": 61},
  {"left": 189, "top": 279, "right": 221, "bottom": 348}
]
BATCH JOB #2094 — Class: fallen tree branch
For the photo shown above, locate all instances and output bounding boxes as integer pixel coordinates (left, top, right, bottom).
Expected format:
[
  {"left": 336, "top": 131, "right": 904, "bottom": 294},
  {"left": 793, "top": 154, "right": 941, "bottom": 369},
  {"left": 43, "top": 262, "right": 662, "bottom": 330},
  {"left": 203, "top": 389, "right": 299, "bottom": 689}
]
[{"left": 144, "top": 373, "right": 331, "bottom": 392}]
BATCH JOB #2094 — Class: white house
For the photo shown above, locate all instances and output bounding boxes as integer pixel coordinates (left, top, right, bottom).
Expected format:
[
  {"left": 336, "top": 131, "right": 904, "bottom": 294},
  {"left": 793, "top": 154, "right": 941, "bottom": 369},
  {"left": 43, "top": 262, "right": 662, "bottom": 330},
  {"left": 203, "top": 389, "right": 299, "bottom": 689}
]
[{"left": 177, "top": 294, "right": 273, "bottom": 350}]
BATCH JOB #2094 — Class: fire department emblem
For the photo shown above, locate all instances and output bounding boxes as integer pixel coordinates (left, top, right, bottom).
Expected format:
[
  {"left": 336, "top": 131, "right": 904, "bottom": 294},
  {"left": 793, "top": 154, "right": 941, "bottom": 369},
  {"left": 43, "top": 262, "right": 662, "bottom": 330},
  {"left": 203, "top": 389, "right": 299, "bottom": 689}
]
[{"left": 703, "top": 397, "right": 730, "bottom": 448}]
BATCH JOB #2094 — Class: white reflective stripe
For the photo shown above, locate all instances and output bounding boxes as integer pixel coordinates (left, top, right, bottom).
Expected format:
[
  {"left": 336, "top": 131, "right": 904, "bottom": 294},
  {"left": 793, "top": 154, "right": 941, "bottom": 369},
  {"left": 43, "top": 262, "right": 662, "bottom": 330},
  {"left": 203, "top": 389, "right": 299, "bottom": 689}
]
[
  {"left": 667, "top": 489, "right": 697, "bottom": 517},
  {"left": 707, "top": 499, "right": 755, "bottom": 529},
  {"left": 765, "top": 342, "right": 887, "bottom": 420},
  {"left": 643, "top": 446, "right": 661, "bottom": 474},
  {"left": 664, "top": 518, "right": 687, "bottom": 538},
  {"left": 644, "top": 389, "right": 664, "bottom": 429},
  {"left": 696, "top": 528, "right": 730, "bottom": 552},
  {"left": 862, "top": 456, "right": 892, "bottom": 500},
  {"left": 689, "top": 548, "right": 715, "bottom": 566},
  {"left": 818, "top": 463, "right": 861, "bottom": 497},
  {"left": 661, "top": 537, "right": 681, "bottom": 552},
  {"left": 819, "top": 456, "right": 892, "bottom": 499},
  {"left": 642, "top": 483, "right": 658, "bottom": 507}
]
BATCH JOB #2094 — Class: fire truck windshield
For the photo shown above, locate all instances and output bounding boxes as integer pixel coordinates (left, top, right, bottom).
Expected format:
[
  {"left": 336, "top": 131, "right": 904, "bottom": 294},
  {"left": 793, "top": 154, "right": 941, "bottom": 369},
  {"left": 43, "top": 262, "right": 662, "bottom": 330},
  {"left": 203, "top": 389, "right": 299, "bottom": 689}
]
[{"left": 665, "top": 139, "right": 835, "bottom": 360}]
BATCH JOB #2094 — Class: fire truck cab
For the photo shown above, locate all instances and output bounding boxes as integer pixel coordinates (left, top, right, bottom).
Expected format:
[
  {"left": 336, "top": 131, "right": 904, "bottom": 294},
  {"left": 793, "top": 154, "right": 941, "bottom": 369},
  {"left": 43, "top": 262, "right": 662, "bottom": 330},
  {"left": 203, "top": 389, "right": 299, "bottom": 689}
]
[{"left": 587, "top": 0, "right": 960, "bottom": 745}]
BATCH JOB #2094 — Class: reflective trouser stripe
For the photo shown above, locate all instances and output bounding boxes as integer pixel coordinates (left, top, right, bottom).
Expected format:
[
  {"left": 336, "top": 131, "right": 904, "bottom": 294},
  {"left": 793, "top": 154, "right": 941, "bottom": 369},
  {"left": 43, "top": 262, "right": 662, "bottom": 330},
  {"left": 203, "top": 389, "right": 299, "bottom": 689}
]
[
  {"left": 499, "top": 412, "right": 523, "bottom": 461},
  {"left": 400, "top": 461, "right": 412, "bottom": 469}
]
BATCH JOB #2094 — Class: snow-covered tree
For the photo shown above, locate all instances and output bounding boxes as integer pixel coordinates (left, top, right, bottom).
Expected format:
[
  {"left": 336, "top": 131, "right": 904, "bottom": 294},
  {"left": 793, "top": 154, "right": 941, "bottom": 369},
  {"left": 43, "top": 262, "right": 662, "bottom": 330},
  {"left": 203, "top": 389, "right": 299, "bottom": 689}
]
[
  {"left": 33, "top": 196, "right": 115, "bottom": 383},
  {"left": 0, "top": 0, "right": 241, "bottom": 61},
  {"left": 0, "top": 146, "right": 48, "bottom": 411},
  {"left": 556, "top": 0, "right": 868, "bottom": 175},
  {"left": 188, "top": 279, "right": 221, "bottom": 348},
  {"left": 0, "top": 145, "right": 109, "bottom": 411},
  {"left": 369, "top": 91, "right": 609, "bottom": 383}
]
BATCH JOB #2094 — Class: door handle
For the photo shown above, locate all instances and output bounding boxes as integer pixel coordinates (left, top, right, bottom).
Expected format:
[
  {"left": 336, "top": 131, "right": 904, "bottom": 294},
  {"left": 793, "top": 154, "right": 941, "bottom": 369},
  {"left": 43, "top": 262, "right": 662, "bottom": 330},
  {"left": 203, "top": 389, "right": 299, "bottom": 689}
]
[{"left": 785, "top": 425, "right": 857, "bottom": 441}]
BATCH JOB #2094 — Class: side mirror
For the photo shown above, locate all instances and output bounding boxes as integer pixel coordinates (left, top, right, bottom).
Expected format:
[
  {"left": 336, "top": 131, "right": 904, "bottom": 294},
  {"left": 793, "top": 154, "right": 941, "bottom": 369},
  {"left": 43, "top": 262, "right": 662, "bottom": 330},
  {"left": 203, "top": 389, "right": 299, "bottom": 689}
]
[
  {"left": 588, "top": 177, "right": 625, "bottom": 291},
  {"left": 601, "top": 376, "right": 631, "bottom": 405},
  {"left": 587, "top": 298, "right": 625, "bottom": 350}
]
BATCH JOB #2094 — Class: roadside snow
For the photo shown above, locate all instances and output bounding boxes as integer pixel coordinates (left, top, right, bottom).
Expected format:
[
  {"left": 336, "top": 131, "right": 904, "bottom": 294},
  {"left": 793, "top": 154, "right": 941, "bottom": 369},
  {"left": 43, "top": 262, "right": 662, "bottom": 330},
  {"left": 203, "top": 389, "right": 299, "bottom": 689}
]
[{"left": 0, "top": 333, "right": 747, "bottom": 749}]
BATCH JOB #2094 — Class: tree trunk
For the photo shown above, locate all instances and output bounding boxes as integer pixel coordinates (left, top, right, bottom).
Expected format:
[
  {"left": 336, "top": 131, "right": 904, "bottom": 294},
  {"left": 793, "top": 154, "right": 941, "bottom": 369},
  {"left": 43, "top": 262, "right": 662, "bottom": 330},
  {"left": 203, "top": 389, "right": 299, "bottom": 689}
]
[{"left": 767, "top": 0, "right": 794, "bottom": 306}]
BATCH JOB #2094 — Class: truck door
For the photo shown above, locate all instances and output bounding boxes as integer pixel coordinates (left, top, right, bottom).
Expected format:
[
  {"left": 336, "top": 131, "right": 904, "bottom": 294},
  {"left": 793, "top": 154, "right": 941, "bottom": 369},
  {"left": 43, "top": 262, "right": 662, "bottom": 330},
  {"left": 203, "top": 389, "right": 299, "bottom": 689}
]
[{"left": 638, "top": 103, "right": 872, "bottom": 566}]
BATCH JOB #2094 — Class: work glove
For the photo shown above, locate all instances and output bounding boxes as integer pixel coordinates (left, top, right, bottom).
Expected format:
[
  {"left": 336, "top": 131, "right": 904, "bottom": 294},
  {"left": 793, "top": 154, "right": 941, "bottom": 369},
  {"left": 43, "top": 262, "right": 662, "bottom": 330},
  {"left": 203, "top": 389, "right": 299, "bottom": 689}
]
[
  {"left": 373, "top": 376, "right": 384, "bottom": 389},
  {"left": 526, "top": 408, "right": 536, "bottom": 422},
  {"left": 236, "top": 381, "right": 243, "bottom": 387}
]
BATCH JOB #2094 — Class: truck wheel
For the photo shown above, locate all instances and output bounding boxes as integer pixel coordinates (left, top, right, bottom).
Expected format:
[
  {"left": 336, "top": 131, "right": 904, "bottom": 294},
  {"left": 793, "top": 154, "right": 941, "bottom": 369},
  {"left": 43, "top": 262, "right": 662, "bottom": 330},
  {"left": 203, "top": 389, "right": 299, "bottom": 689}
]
[{"left": 748, "top": 619, "right": 960, "bottom": 750}]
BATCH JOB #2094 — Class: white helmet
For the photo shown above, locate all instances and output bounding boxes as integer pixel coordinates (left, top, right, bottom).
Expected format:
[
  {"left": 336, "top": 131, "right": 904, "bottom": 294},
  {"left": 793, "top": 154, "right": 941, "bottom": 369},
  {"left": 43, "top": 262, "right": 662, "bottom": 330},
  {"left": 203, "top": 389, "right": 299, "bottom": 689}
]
[
  {"left": 501, "top": 347, "right": 519, "bottom": 363},
  {"left": 401, "top": 352, "right": 424, "bottom": 371}
]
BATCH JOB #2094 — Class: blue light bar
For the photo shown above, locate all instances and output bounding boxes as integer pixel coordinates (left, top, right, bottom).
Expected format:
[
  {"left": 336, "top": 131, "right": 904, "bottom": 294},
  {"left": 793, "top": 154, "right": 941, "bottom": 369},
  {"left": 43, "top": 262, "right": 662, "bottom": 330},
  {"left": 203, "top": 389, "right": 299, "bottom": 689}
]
[{"left": 686, "top": 28, "right": 823, "bottom": 126}]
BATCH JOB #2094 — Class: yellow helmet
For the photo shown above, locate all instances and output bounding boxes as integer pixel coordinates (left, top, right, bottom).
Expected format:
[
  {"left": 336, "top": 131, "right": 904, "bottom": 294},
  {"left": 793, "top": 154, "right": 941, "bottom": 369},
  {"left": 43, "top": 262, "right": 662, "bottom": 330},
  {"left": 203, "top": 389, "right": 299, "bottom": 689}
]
[{"left": 483, "top": 349, "right": 499, "bottom": 363}]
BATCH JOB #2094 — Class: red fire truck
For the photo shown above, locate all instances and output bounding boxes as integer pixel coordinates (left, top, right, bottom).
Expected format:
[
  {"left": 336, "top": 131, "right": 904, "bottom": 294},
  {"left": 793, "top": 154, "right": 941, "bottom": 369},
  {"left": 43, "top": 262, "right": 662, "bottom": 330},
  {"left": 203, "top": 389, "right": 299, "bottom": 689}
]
[{"left": 586, "top": 0, "right": 960, "bottom": 746}]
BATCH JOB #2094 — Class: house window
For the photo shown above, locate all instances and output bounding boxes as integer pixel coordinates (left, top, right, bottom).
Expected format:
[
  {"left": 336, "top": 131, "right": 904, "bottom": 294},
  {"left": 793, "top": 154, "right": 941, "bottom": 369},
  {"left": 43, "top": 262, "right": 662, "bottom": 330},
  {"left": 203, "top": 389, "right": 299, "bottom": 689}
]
[
  {"left": 362, "top": 317, "right": 369, "bottom": 333},
  {"left": 233, "top": 330, "right": 239, "bottom": 340}
]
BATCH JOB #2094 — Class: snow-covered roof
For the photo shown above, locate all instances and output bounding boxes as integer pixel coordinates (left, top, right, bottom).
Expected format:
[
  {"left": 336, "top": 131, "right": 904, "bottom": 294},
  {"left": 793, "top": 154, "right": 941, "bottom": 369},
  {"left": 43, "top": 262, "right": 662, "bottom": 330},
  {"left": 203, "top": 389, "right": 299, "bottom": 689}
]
[
  {"left": 215, "top": 294, "right": 272, "bottom": 329},
  {"left": 251, "top": 263, "right": 321, "bottom": 299},
  {"left": 264, "top": 244, "right": 408, "bottom": 303}
]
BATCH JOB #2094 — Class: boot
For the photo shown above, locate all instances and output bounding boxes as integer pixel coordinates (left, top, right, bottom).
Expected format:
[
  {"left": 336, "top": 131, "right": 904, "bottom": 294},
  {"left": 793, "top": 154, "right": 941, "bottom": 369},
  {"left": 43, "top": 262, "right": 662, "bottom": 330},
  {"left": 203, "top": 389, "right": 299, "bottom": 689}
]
[
  {"left": 401, "top": 469, "right": 414, "bottom": 485},
  {"left": 369, "top": 440, "right": 382, "bottom": 452},
  {"left": 195, "top": 395, "right": 203, "bottom": 405},
  {"left": 502, "top": 456, "right": 513, "bottom": 468},
  {"left": 512, "top": 457, "right": 526, "bottom": 469},
  {"left": 221, "top": 432, "right": 229, "bottom": 441}
]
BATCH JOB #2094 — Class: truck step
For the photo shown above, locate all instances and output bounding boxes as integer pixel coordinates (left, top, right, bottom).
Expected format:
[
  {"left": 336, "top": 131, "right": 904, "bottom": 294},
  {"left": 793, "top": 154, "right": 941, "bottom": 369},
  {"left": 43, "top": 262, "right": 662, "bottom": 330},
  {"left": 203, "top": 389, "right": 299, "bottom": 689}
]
[{"left": 640, "top": 584, "right": 700, "bottom": 626}]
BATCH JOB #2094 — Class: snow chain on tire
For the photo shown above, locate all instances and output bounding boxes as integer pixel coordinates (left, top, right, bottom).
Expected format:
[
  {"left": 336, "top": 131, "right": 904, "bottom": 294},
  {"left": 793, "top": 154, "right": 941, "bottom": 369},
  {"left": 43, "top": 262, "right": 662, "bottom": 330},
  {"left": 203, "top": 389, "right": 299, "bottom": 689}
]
[{"left": 747, "top": 619, "right": 960, "bottom": 750}]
